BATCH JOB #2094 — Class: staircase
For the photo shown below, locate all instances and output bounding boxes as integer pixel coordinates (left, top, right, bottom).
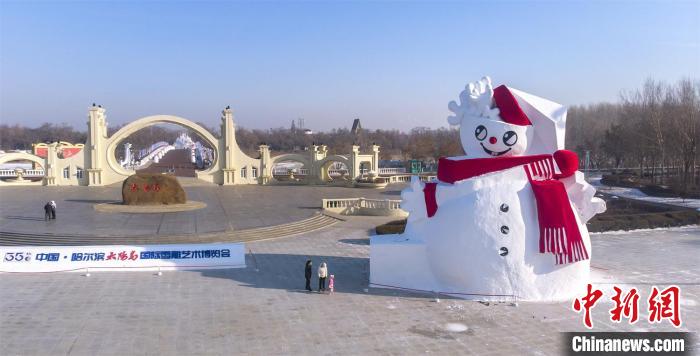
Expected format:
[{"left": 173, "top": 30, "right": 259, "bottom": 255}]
[{"left": 0, "top": 213, "right": 342, "bottom": 246}]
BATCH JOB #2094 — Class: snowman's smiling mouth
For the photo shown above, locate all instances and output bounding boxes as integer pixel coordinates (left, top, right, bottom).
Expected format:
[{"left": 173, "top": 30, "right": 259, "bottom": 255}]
[{"left": 480, "top": 143, "right": 512, "bottom": 157}]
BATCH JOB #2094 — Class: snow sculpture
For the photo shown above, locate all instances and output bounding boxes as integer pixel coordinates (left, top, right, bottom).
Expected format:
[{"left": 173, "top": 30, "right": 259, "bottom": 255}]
[{"left": 370, "top": 77, "right": 606, "bottom": 301}]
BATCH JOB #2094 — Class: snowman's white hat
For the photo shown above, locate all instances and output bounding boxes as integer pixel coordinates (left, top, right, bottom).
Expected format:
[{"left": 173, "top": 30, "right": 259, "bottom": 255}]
[
  {"left": 505, "top": 86, "right": 567, "bottom": 154},
  {"left": 447, "top": 77, "right": 567, "bottom": 154}
]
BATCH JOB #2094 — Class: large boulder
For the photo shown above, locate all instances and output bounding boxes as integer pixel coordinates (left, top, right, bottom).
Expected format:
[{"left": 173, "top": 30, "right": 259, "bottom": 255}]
[{"left": 122, "top": 174, "right": 186, "bottom": 205}]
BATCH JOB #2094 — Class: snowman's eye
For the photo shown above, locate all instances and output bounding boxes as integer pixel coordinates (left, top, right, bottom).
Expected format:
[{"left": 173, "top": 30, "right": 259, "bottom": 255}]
[
  {"left": 475, "top": 125, "right": 487, "bottom": 141},
  {"left": 503, "top": 131, "right": 518, "bottom": 146}
]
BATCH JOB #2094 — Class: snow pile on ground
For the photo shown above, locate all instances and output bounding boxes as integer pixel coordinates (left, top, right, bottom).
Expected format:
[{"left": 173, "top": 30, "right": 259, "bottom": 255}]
[
  {"left": 592, "top": 224, "right": 700, "bottom": 235},
  {"left": 590, "top": 176, "right": 700, "bottom": 209}
]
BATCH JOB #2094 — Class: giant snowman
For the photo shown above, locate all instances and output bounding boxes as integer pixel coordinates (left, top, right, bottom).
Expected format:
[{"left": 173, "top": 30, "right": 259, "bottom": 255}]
[{"left": 370, "top": 77, "right": 606, "bottom": 301}]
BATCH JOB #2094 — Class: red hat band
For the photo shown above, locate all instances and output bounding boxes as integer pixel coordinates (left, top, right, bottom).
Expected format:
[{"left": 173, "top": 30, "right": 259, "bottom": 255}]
[{"left": 493, "top": 85, "right": 532, "bottom": 126}]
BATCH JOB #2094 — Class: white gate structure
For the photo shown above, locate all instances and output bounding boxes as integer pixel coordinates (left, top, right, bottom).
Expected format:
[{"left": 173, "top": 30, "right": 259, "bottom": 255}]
[{"left": 0, "top": 105, "right": 384, "bottom": 186}]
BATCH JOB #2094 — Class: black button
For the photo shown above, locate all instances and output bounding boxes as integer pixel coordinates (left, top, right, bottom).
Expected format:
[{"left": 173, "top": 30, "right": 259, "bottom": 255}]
[
  {"left": 500, "top": 203, "right": 509, "bottom": 213},
  {"left": 500, "top": 225, "right": 509, "bottom": 234},
  {"left": 499, "top": 247, "right": 508, "bottom": 256}
]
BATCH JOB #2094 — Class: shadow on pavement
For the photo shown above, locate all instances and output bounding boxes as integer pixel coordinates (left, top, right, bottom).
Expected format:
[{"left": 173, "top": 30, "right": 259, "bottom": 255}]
[
  {"left": 338, "top": 238, "right": 369, "bottom": 245},
  {"left": 198, "top": 253, "right": 440, "bottom": 299},
  {"left": 5, "top": 216, "right": 45, "bottom": 221},
  {"left": 65, "top": 199, "right": 120, "bottom": 204}
]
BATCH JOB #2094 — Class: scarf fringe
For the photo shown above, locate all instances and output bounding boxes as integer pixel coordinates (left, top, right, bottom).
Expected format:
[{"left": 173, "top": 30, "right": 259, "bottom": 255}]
[{"left": 541, "top": 227, "right": 589, "bottom": 265}]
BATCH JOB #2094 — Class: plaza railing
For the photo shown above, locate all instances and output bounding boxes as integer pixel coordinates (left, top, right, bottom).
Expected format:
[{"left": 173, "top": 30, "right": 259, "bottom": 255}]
[
  {"left": 378, "top": 167, "right": 406, "bottom": 175},
  {"left": 0, "top": 169, "right": 46, "bottom": 177},
  {"left": 321, "top": 197, "right": 408, "bottom": 217}
]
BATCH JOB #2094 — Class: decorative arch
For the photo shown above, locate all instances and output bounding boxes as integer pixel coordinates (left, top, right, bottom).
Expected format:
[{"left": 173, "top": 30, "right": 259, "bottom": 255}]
[
  {"left": 0, "top": 152, "right": 46, "bottom": 185},
  {"left": 269, "top": 153, "right": 312, "bottom": 168},
  {"left": 317, "top": 155, "right": 351, "bottom": 182},
  {"left": 105, "top": 115, "right": 219, "bottom": 177},
  {"left": 0, "top": 152, "right": 45, "bottom": 169}
]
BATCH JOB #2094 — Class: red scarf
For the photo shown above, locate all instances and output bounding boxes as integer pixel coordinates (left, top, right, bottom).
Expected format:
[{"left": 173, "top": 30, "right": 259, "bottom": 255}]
[{"left": 423, "top": 152, "right": 588, "bottom": 265}]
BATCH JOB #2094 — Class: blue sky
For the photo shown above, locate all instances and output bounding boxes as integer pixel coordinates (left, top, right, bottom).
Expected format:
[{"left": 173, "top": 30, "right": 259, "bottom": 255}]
[{"left": 1, "top": 1, "right": 698, "bottom": 131}]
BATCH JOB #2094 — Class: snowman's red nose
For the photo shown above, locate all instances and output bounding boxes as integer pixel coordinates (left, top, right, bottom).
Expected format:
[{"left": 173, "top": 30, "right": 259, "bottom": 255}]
[{"left": 489, "top": 137, "right": 497, "bottom": 144}]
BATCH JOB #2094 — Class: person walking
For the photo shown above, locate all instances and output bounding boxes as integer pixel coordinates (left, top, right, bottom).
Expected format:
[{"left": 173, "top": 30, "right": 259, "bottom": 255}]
[
  {"left": 44, "top": 202, "right": 52, "bottom": 221},
  {"left": 49, "top": 200, "right": 57, "bottom": 220},
  {"left": 304, "top": 260, "right": 313, "bottom": 292},
  {"left": 318, "top": 262, "right": 328, "bottom": 292}
]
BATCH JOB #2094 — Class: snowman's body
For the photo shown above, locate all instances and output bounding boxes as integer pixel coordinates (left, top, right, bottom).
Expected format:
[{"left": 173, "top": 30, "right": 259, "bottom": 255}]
[{"left": 369, "top": 77, "right": 604, "bottom": 301}]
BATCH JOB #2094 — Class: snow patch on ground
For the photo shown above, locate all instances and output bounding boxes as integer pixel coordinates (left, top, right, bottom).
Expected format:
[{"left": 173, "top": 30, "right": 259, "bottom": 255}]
[
  {"left": 590, "top": 177, "right": 700, "bottom": 209},
  {"left": 444, "top": 323, "right": 468, "bottom": 332},
  {"left": 592, "top": 225, "right": 700, "bottom": 235}
]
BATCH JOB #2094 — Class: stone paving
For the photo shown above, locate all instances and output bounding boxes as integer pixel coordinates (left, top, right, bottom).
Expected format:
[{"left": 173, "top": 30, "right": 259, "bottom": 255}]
[
  {"left": 1, "top": 215, "right": 698, "bottom": 355},
  {"left": 0, "top": 184, "right": 402, "bottom": 236}
]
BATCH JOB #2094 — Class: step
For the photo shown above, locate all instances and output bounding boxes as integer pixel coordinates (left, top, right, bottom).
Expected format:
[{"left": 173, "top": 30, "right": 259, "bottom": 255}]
[{"left": 0, "top": 214, "right": 341, "bottom": 246}]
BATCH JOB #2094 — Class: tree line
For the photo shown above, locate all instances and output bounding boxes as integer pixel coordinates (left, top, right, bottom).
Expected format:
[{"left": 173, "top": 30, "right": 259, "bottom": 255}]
[
  {"left": 2, "top": 78, "right": 698, "bottom": 182},
  {"left": 566, "top": 78, "right": 700, "bottom": 190}
]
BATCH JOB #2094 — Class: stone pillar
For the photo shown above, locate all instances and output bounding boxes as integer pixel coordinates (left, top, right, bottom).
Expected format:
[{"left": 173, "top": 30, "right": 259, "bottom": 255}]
[
  {"left": 258, "top": 144, "right": 271, "bottom": 184},
  {"left": 372, "top": 144, "right": 380, "bottom": 173},
  {"left": 351, "top": 145, "right": 360, "bottom": 180},
  {"left": 44, "top": 143, "right": 59, "bottom": 186},
  {"left": 85, "top": 105, "right": 107, "bottom": 186},
  {"left": 308, "top": 144, "right": 319, "bottom": 185},
  {"left": 220, "top": 107, "right": 236, "bottom": 185}
]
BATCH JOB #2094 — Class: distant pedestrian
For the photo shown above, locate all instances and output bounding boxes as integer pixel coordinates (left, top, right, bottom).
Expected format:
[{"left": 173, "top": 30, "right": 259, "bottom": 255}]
[
  {"left": 49, "top": 200, "right": 57, "bottom": 220},
  {"left": 304, "top": 260, "right": 313, "bottom": 292},
  {"left": 328, "top": 274, "right": 335, "bottom": 294},
  {"left": 44, "top": 202, "right": 52, "bottom": 221},
  {"left": 318, "top": 262, "right": 328, "bottom": 292}
]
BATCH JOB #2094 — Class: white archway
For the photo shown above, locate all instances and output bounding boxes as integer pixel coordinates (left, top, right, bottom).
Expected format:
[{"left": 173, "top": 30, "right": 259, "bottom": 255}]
[
  {"left": 270, "top": 153, "right": 312, "bottom": 169},
  {"left": 317, "top": 155, "right": 351, "bottom": 182},
  {"left": 0, "top": 152, "right": 45, "bottom": 169},
  {"left": 105, "top": 115, "right": 219, "bottom": 177},
  {"left": 269, "top": 153, "right": 312, "bottom": 182},
  {"left": 0, "top": 152, "right": 46, "bottom": 185}
]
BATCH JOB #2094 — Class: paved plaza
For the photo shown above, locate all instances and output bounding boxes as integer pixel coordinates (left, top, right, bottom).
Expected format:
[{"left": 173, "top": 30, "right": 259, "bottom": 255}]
[
  {"left": 1, "top": 184, "right": 699, "bottom": 355},
  {"left": 0, "top": 184, "right": 402, "bottom": 236},
  {"left": 1, "top": 209, "right": 699, "bottom": 355}
]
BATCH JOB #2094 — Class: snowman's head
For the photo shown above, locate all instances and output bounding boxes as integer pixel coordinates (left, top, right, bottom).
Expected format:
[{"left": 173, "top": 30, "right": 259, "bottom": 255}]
[
  {"left": 462, "top": 117, "right": 532, "bottom": 158},
  {"left": 448, "top": 76, "right": 544, "bottom": 158}
]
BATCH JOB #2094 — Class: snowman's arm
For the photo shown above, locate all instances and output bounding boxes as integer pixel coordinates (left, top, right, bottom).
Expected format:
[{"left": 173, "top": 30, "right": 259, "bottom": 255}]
[
  {"left": 400, "top": 176, "right": 428, "bottom": 222},
  {"left": 401, "top": 176, "right": 458, "bottom": 222},
  {"left": 560, "top": 171, "right": 607, "bottom": 223},
  {"left": 553, "top": 150, "right": 606, "bottom": 223}
]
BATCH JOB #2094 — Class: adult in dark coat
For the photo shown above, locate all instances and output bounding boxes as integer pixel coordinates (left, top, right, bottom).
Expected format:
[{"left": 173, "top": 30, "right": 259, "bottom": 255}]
[
  {"left": 44, "top": 202, "right": 52, "bottom": 221},
  {"left": 304, "top": 260, "right": 313, "bottom": 291}
]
